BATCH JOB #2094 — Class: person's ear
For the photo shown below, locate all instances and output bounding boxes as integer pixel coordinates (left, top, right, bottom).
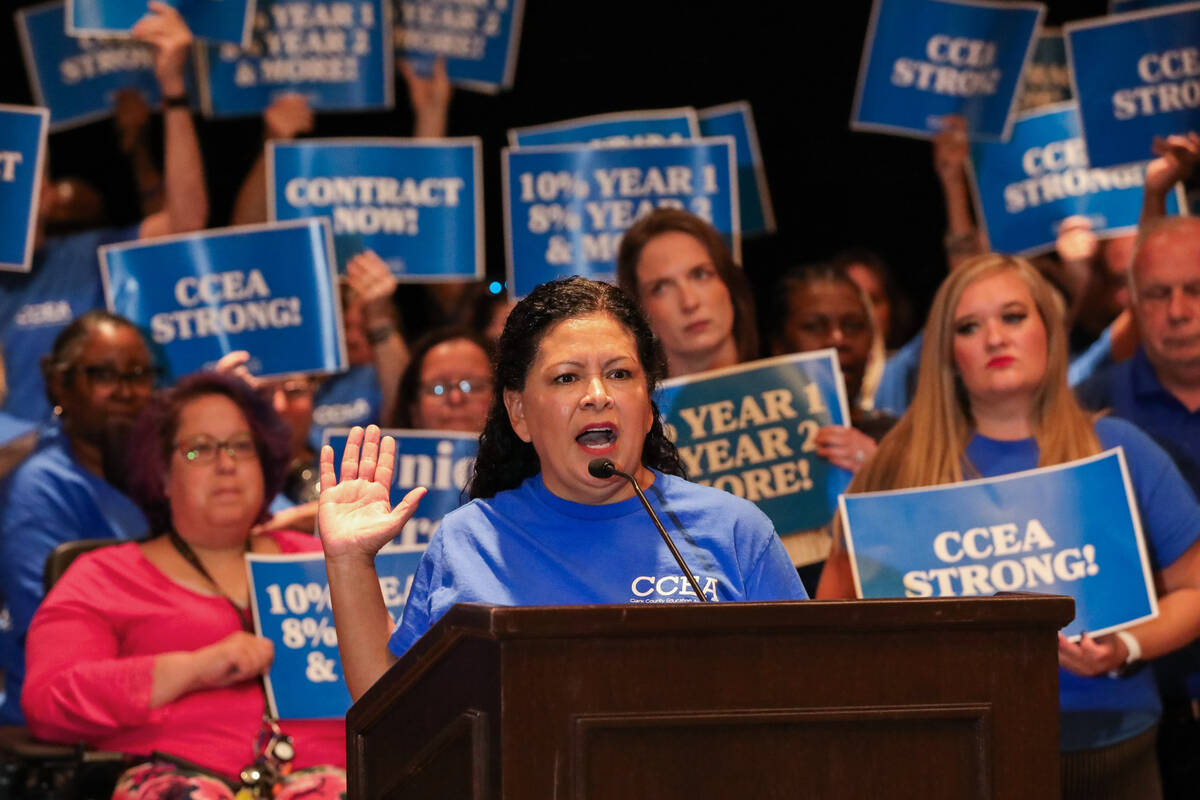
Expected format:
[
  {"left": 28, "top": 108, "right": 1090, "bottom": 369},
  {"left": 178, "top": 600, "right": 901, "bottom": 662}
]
[{"left": 503, "top": 388, "right": 532, "bottom": 443}]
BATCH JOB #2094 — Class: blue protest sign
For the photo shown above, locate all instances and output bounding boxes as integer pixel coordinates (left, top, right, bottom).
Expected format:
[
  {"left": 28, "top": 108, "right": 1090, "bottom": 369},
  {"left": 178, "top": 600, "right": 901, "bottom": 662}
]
[
  {"left": 323, "top": 428, "right": 477, "bottom": 546},
  {"left": 0, "top": 106, "right": 49, "bottom": 274},
  {"left": 197, "top": 0, "right": 392, "bottom": 117},
  {"left": 268, "top": 137, "right": 483, "bottom": 279},
  {"left": 1066, "top": 3, "right": 1200, "bottom": 168},
  {"left": 1017, "top": 29, "right": 1072, "bottom": 112},
  {"left": 395, "top": 0, "right": 524, "bottom": 93},
  {"left": 247, "top": 547, "right": 425, "bottom": 719},
  {"left": 698, "top": 102, "right": 777, "bottom": 236},
  {"left": 508, "top": 108, "right": 699, "bottom": 148},
  {"left": 16, "top": 0, "right": 164, "bottom": 131},
  {"left": 502, "top": 138, "right": 739, "bottom": 298},
  {"left": 841, "top": 449, "right": 1157, "bottom": 638},
  {"left": 969, "top": 102, "right": 1183, "bottom": 254},
  {"left": 655, "top": 351, "right": 853, "bottom": 535},
  {"left": 852, "top": 0, "right": 1045, "bottom": 141},
  {"left": 100, "top": 219, "right": 348, "bottom": 381},
  {"left": 66, "top": 0, "right": 255, "bottom": 46}
]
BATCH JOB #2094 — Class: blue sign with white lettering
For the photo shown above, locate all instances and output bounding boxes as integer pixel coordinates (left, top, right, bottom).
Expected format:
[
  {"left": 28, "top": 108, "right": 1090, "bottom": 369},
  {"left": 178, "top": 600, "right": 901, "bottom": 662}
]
[
  {"left": 66, "top": 0, "right": 255, "bottom": 46},
  {"left": 841, "top": 449, "right": 1157, "bottom": 638},
  {"left": 0, "top": 106, "right": 49, "bottom": 274},
  {"left": 198, "top": 0, "right": 392, "bottom": 117},
  {"left": 1066, "top": 3, "right": 1200, "bottom": 168},
  {"left": 395, "top": 0, "right": 524, "bottom": 92},
  {"left": 323, "top": 428, "right": 477, "bottom": 546},
  {"left": 698, "top": 102, "right": 776, "bottom": 236},
  {"left": 970, "top": 103, "right": 1183, "bottom": 254},
  {"left": 852, "top": 0, "right": 1044, "bottom": 141},
  {"left": 655, "top": 351, "right": 852, "bottom": 535},
  {"left": 269, "top": 138, "right": 483, "bottom": 279},
  {"left": 247, "top": 547, "right": 424, "bottom": 719},
  {"left": 16, "top": 0, "right": 164, "bottom": 131},
  {"left": 100, "top": 218, "right": 348, "bottom": 381},
  {"left": 508, "top": 108, "right": 699, "bottom": 147},
  {"left": 503, "top": 138, "right": 739, "bottom": 298}
]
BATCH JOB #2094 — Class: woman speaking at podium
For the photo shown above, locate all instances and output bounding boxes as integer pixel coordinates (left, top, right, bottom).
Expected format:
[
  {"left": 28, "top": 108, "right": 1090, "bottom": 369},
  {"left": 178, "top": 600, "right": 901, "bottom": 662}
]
[{"left": 318, "top": 277, "right": 807, "bottom": 701}]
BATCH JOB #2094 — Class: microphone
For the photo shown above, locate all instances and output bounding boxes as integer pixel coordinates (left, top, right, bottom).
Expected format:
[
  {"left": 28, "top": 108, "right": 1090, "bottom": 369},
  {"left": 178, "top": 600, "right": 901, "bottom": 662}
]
[{"left": 587, "top": 458, "right": 709, "bottom": 603}]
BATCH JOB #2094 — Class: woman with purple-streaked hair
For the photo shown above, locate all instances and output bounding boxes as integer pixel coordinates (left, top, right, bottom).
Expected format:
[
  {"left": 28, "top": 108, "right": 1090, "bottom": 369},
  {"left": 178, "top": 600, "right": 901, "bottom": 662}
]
[{"left": 22, "top": 372, "right": 348, "bottom": 799}]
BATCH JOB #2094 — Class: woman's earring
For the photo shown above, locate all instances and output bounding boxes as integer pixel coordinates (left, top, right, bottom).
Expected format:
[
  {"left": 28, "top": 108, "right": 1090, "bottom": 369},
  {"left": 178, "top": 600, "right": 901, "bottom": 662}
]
[{"left": 53, "top": 404, "right": 63, "bottom": 417}]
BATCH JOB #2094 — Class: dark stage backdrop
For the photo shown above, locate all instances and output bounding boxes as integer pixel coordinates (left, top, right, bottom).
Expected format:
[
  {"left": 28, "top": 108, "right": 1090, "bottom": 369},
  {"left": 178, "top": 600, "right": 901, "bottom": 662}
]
[{"left": 0, "top": 0, "right": 1107, "bottom": 340}]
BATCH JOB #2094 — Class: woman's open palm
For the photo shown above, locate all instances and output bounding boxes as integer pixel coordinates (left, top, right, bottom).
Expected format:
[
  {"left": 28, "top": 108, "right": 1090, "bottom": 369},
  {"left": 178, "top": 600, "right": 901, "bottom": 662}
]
[{"left": 318, "top": 425, "right": 426, "bottom": 561}]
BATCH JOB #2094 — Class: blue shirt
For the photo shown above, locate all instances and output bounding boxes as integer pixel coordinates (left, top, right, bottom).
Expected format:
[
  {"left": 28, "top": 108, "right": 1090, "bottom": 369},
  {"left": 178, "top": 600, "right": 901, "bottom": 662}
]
[
  {"left": 965, "top": 416, "right": 1200, "bottom": 751},
  {"left": 0, "top": 425, "right": 147, "bottom": 723},
  {"left": 1077, "top": 348, "right": 1200, "bottom": 497},
  {"left": 389, "top": 470, "right": 808, "bottom": 656},
  {"left": 874, "top": 333, "right": 923, "bottom": 416},
  {"left": 0, "top": 226, "right": 140, "bottom": 423}
]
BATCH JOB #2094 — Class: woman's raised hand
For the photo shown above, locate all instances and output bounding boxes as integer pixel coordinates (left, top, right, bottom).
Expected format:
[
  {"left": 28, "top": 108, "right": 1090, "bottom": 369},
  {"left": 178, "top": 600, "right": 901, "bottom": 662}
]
[{"left": 318, "top": 425, "right": 426, "bottom": 562}]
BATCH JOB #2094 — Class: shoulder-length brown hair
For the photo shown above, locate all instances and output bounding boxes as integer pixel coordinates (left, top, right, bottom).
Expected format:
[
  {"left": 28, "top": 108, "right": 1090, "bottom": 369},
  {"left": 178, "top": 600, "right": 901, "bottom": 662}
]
[
  {"left": 850, "top": 253, "right": 1099, "bottom": 494},
  {"left": 616, "top": 208, "right": 759, "bottom": 362}
]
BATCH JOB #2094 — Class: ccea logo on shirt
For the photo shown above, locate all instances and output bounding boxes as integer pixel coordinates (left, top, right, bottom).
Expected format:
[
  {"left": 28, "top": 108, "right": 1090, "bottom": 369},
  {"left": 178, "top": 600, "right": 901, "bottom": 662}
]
[
  {"left": 629, "top": 574, "right": 720, "bottom": 603},
  {"left": 312, "top": 398, "right": 371, "bottom": 426},
  {"left": 15, "top": 301, "right": 72, "bottom": 328}
]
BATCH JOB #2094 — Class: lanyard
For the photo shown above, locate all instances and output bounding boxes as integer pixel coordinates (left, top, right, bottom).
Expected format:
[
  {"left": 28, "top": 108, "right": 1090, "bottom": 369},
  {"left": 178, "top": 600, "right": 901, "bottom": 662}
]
[
  {"left": 166, "top": 529, "right": 254, "bottom": 632},
  {"left": 165, "top": 530, "right": 295, "bottom": 796}
]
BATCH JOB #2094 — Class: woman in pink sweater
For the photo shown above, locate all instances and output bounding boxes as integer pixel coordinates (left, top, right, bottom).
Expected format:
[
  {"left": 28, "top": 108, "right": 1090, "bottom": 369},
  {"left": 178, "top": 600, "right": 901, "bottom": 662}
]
[{"left": 23, "top": 372, "right": 346, "bottom": 799}]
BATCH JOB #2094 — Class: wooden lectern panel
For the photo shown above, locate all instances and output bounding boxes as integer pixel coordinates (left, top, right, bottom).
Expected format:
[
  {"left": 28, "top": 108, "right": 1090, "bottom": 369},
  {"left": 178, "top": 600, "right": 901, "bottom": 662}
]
[{"left": 348, "top": 597, "right": 1072, "bottom": 799}]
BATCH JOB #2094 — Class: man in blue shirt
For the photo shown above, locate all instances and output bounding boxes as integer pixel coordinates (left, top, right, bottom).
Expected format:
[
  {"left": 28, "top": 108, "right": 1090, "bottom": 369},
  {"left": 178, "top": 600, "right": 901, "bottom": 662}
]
[
  {"left": 0, "top": 1, "right": 208, "bottom": 424},
  {"left": 1076, "top": 214, "right": 1200, "bottom": 799}
]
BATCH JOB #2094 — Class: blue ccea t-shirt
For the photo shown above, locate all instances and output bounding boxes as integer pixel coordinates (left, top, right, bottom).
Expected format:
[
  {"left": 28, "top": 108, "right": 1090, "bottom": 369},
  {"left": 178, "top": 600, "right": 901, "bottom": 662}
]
[
  {"left": 388, "top": 469, "right": 808, "bottom": 656},
  {"left": 0, "top": 226, "right": 141, "bottom": 423},
  {"left": 964, "top": 416, "right": 1200, "bottom": 752},
  {"left": 0, "top": 425, "right": 148, "bottom": 723}
]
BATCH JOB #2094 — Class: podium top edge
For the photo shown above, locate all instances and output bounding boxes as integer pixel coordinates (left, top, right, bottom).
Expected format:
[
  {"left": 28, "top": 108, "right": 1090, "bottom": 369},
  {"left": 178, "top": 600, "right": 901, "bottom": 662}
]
[{"left": 436, "top": 595, "right": 1076, "bottom": 639}]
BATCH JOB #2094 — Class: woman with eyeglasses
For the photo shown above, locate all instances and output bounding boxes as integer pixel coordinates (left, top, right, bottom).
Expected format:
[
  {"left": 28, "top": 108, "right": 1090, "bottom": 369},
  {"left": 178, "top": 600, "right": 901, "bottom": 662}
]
[
  {"left": 393, "top": 326, "right": 496, "bottom": 433},
  {"left": 22, "top": 372, "right": 347, "bottom": 799},
  {"left": 0, "top": 310, "right": 155, "bottom": 725}
]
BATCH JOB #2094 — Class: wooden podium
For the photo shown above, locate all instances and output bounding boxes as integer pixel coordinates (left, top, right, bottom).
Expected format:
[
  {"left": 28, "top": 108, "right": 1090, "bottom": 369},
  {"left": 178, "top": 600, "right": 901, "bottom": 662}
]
[{"left": 346, "top": 596, "right": 1073, "bottom": 799}]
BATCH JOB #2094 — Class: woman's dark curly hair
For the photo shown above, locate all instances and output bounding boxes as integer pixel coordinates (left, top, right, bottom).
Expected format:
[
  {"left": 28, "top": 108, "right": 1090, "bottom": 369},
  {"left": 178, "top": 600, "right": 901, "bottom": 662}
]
[
  {"left": 469, "top": 277, "right": 686, "bottom": 499},
  {"left": 124, "top": 371, "right": 292, "bottom": 533},
  {"left": 393, "top": 325, "right": 497, "bottom": 428}
]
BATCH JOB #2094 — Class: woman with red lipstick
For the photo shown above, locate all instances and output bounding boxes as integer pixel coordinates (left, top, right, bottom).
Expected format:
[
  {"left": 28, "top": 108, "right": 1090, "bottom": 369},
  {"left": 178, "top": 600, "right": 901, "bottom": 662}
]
[
  {"left": 317, "top": 277, "right": 807, "bottom": 702},
  {"left": 616, "top": 208, "right": 759, "bottom": 377},
  {"left": 816, "top": 254, "right": 1200, "bottom": 800},
  {"left": 22, "top": 373, "right": 347, "bottom": 798}
]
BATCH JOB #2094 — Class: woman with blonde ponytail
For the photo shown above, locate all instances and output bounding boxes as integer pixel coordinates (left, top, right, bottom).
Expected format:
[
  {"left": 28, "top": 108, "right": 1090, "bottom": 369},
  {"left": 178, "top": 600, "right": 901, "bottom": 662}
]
[{"left": 818, "top": 253, "right": 1200, "bottom": 800}]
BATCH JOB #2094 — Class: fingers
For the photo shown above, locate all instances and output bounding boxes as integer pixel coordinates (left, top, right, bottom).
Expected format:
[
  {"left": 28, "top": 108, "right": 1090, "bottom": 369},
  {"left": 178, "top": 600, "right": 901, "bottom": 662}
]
[
  {"left": 319, "top": 444, "right": 337, "bottom": 492},
  {"left": 214, "top": 350, "right": 251, "bottom": 373},
  {"left": 375, "top": 435, "right": 397, "bottom": 488},
  {"left": 340, "top": 426, "right": 365, "bottom": 481},
  {"left": 389, "top": 486, "right": 428, "bottom": 525},
  {"left": 358, "top": 425, "right": 382, "bottom": 483}
]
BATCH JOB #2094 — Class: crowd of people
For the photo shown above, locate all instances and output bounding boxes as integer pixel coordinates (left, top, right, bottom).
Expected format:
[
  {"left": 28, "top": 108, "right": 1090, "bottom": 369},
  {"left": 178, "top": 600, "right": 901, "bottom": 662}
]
[{"left": 3, "top": 5, "right": 1200, "bottom": 800}]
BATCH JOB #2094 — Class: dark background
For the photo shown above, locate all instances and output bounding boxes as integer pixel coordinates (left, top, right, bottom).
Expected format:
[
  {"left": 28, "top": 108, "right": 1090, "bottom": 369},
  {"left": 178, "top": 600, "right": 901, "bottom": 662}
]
[{"left": 0, "top": 0, "right": 1108, "bottom": 340}]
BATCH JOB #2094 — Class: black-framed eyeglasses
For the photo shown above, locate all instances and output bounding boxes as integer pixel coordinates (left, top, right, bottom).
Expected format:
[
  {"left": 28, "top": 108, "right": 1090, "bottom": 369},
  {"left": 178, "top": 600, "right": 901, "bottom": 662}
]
[
  {"left": 175, "top": 433, "right": 259, "bottom": 464},
  {"left": 419, "top": 377, "right": 492, "bottom": 398},
  {"left": 75, "top": 364, "right": 160, "bottom": 389}
]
